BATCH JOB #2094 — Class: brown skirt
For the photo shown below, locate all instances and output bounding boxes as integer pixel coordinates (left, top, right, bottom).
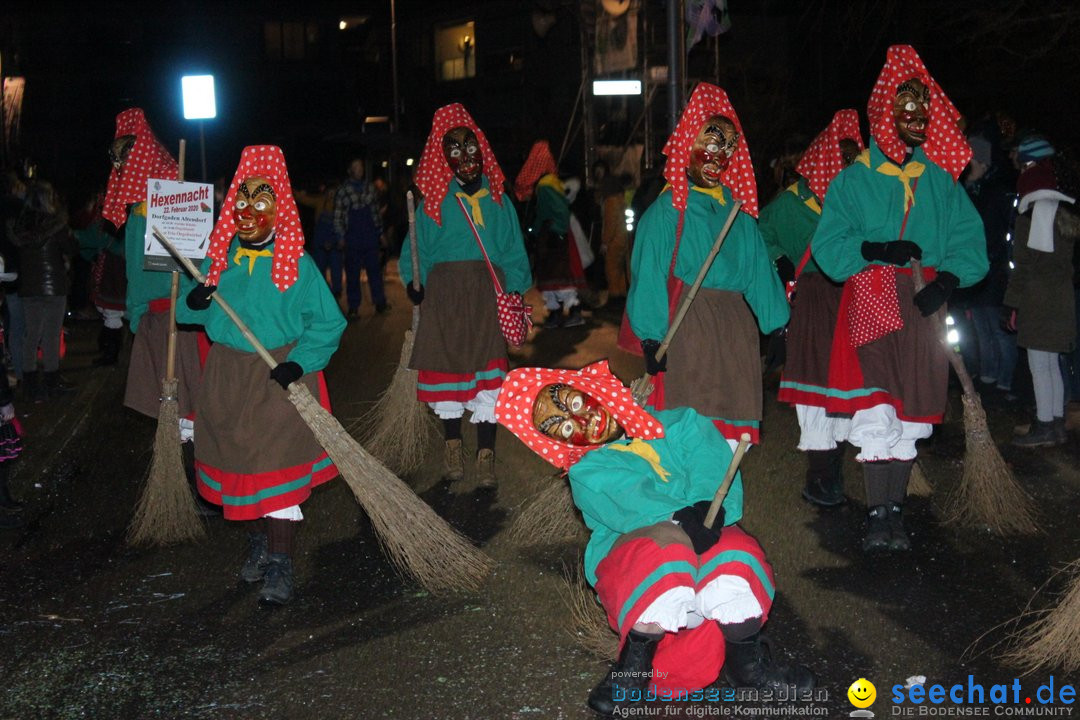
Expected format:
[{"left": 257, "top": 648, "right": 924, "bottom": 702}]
[
  {"left": 195, "top": 343, "right": 326, "bottom": 475},
  {"left": 662, "top": 287, "right": 762, "bottom": 421},
  {"left": 123, "top": 310, "right": 203, "bottom": 419},
  {"left": 784, "top": 272, "right": 844, "bottom": 389},
  {"left": 855, "top": 273, "right": 948, "bottom": 420},
  {"left": 408, "top": 260, "right": 507, "bottom": 374}
]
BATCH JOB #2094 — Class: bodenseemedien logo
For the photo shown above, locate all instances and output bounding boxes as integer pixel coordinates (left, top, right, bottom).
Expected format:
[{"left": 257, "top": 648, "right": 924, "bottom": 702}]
[{"left": 849, "top": 677, "right": 877, "bottom": 718}]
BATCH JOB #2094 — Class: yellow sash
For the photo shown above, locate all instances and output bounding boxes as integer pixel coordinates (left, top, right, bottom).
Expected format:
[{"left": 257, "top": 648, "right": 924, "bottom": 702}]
[
  {"left": 691, "top": 184, "right": 727, "bottom": 205},
  {"left": 455, "top": 188, "right": 490, "bottom": 228},
  {"left": 234, "top": 247, "right": 273, "bottom": 274},
  {"left": 608, "top": 439, "right": 671, "bottom": 483}
]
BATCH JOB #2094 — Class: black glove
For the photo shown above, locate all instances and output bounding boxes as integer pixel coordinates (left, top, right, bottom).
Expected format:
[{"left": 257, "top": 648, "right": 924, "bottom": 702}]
[
  {"left": 861, "top": 240, "right": 923, "bottom": 266},
  {"left": 673, "top": 500, "right": 724, "bottom": 555},
  {"left": 775, "top": 255, "right": 796, "bottom": 285},
  {"left": 913, "top": 271, "right": 959, "bottom": 317},
  {"left": 641, "top": 339, "right": 667, "bottom": 375},
  {"left": 270, "top": 361, "right": 304, "bottom": 390},
  {"left": 406, "top": 283, "right": 425, "bottom": 305},
  {"left": 186, "top": 283, "right": 217, "bottom": 310}
]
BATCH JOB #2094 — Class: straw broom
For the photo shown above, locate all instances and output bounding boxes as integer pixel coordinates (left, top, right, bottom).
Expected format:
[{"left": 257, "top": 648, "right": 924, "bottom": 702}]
[
  {"left": 910, "top": 260, "right": 1037, "bottom": 535},
  {"left": 1000, "top": 559, "right": 1080, "bottom": 673},
  {"left": 508, "top": 473, "right": 587, "bottom": 545},
  {"left": 128, "top": 140, "right": 205, "bottom": 546},
  {"left": 354, "top": 191, "right": 438, "bottom": 474},
  {"left": 152, "top": 227, "right": 494, "bottom": 592},
  {"left": 631, "top": 201, "right": 743, "bottom": 405},
  {"left": 559, "top": 434, "right": 751, "bottom": 658}
]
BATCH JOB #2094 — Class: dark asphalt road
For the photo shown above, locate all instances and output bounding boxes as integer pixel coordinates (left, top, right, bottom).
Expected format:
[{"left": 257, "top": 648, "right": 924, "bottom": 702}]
[{"left": 1, "top": 262, "right": 1078, "bottom": 719}]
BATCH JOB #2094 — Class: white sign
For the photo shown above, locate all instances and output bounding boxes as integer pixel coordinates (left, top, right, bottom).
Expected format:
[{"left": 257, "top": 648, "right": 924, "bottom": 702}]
[{"left": 144, "top": 178, "right": 214, "bottom": 272}]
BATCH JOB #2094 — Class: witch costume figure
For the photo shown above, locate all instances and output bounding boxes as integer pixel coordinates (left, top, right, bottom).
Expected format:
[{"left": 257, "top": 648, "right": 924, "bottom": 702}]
[
  {"left": 496, "top": 361, "right": 813, "bottom": 718},
  {"left": 760, "top": 109, "right": 864, "bottom": 507},
  {"left": 400, "top": 103, "right": 531, "bottom": 490},
  {"left": 103, "top": 108, "right": 204, "bottom": 432},
  {"left": 626, "top": 83, "right": 789, "bottom": 447},
  {"left": 810, "top": 45, "right": 987, "bottom": 552},
  {"left": 514, "top": 140, "right": 588, "bottom": 328},
  {"left": 177, "top": 145, "right": 346, "bottom": 605}
]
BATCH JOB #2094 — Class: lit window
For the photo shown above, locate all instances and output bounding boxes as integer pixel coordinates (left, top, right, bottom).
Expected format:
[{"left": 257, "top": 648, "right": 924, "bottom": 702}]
[{"left": 435, "top": 21, "right": 476, "bottom": 81}]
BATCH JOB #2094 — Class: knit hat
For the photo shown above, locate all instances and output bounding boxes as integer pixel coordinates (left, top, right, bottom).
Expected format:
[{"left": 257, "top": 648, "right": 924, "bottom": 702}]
[
  {"left": 1017, "top": 136, "right": 1055, "bottom": 165},
  {"left": 495, "top": 360, "right": 664, "bottom": 472},
  {"left": 103, "top": 108, "right": 178, "bottom": 228},
  {"left": 968, "top": 136, "right": 992, "bottom": 167},
  {"left": 662, "top": 82, "right": 759, "bottom": 218},
  {"left": 867, "top": 45, "right": 970, "bottom": 181},
  {"left": 204, "top": 145, "right": 304, "bottom": 292},
  {"left": 514, "top": 141, "right": 559, "bottom": 201},
  {"left": 795, "top": 108, "right": 864, "bottom": 201},
  {"left": 414, "top": 103, "right": 507, "bottom": 226}
]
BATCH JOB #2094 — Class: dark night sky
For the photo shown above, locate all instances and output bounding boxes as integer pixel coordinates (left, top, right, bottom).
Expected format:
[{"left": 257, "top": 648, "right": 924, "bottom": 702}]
[{"left": 2, "top": 0, "right": 1077, "bottom": 208}]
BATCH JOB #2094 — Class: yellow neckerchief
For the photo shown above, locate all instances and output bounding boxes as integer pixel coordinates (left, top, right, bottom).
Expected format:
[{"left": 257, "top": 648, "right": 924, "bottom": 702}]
[
  {"left": 876, "top": 159, "right": 925, "bottom": 210},
  {"left": 786, "top": 181, "right": 821, "bottom": 215},
  {"left": 608, "top": 438, "right": 671, "bottom": 483},
  {"left": 132, "top": 201, "right": 147, "bottom": 217},
  {"left": 234, "top": 244, "right": 273, "bottom": 274},
  {"left": 455, "top": 187, "right": 490, "bottom": 228},
  {"left": 537, "top": 173, "right": 565, "bottom": 196},
  {"left": 691, "top": 183, "right": 727, "bottom": 205},
  {"left": 855, "top": 149, "right": 871, "bottom": 168}
]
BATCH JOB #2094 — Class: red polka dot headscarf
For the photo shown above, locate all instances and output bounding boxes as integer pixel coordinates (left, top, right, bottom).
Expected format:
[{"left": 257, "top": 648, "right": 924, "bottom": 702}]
[
  {"left": 796, "top": 109, "right": 864, "bottom": 201},
  {"left": 204, "top": 145, "right": 304, "bottom": 292},
  {"left": 514, "top": 140, "right": 559, "bottom": 202},
  {"left": 868, "top": 45, "right": 970, "bottom": 181},
  {"left": 415, "top": 103, "right": 506, "bottom": 226},
  {"left": 662, "top": 82, "right": 759, "bottom": 218},
  {"left": 103, "top": 108, "right": 178, "bottom": 229},
  {"left": 496, "top": 360, "right": 665, "bottom": 472}
]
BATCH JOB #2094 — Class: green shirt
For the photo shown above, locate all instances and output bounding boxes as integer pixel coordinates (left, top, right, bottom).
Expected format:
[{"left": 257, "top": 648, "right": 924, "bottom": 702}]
[
  {"left": 401, "top": 177, "right": 532, "bottom": 294},
  {"left": 570, "top": 407, "right": 744, "bottom": 586},
  {"left": 811, "top": 141, "right": 987, "bottom": 286},
  {"left": 758, "top": 178, "right": 823, "bottom": 275},
  {"left": 627, "top": 185, "right": 790, "bottom": 342},
  {"left": 535, "top": 174, "right": 569, "bottom": 235},
  {"left": 124, "top": 205, "right": 177, "bottom": 332},
  {"left": 176, "top": 239, "right": 346, "bottom": 373}
]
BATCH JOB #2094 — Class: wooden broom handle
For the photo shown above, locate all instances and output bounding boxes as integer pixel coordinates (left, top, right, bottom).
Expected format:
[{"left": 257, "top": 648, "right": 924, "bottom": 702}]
[
  {"left": 151, "top": 226, "right": 279, "bottom": 370},
  {"left": 165, "top": 139, "right": 188, "bottom": 383},
  {"left": 705, "top": 433, "right": 750, "bottom": 528},
  {"left": 655, "top": 200, "right": 742, "bottom": 364},
  {"left": 406, "top": 190, "right": 420, "bottom": 291},
  {"left": 909, "top": 259, "right": 976, "bottom": 397}
]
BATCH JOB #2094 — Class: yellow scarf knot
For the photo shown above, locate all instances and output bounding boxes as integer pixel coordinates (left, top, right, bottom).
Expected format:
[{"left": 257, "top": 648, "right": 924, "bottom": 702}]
[
  {"left": 455, "top": 188, "right": 489, "bottom": 228},
  {"left": 234, "top": 246, "right": 273, "bottom": 274},
  {"left": 609, "top": 438, "right": 671, "bottom": 483},
  {"left": 691, "top": 184, "right": 727, "bottom": 205},
  {"left": 876, "top": 161, "right": 925, "bottom": 210}
]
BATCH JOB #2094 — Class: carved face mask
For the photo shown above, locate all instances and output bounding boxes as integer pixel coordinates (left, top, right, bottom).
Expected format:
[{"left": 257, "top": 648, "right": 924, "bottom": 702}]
[
  {"left": 839, "top": 138, "right": 861, "bottom": 167},
  {"left": 532, "top": 383, "right": 624, "bottom": 447},
  {"left": 443, "top": 126, "right": 483, "bottom": 185},
  {"left": 688, "top": 115, "right": 738, "bottom": 188},
  {"left": 109, "top": 135, "right": 136, "bottom": 171},
  {"left": 893, "top": 78, "right": 930, "bottom": 147},
  {"left": 234, "top": 176, "right": 277, "bottom": 244}
]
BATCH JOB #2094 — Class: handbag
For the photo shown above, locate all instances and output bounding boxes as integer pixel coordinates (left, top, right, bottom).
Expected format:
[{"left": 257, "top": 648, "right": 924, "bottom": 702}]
[{"left": 456, "top": 197, "right": 532, "bottom": 347}]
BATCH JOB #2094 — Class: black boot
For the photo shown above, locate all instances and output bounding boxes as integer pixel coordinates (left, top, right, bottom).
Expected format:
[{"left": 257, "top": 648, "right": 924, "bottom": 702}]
[
  {"left": 93, "top": 327, "right": 122, "bottom": 367},
  {"left": 24, "top": 371, "right": 46, "bottom": 404},
  {"left": 587, "top": 629, "right": 661, "bottom": 717},
  {"left": 802, "top": 447, "right": 846, "bottom": 507},
  {"left": 863, "top": 505, "right": 891, "bottom": 552},
  {"left": 723, "top": 631, "right": 815, "bottom": 694},
  {"left": 240, "top": 531, "right": 270, "bottom": 583},
  {"left": 563, "top": 303, "right": 585, "bottom": 328},
  {"left": 886, "top": 460, "right": 913, "bottom": 551},
  {"left": 886, "top": 502, "right": 911, "bottom": 551},
  {"left": 0, "top": 466, "right": 22, "bottom": 512},
  {"left": 862, "top": 462, "right": 891, "bottom": 552},
  {"left": 259, "top": 553, "right": 295, "bottom": 605},
  {"left": 543, "top": 303, "right": 563, "bottom": 329},
  {"left": 43, "top": 371, "right": 76, "bottom": 398}
]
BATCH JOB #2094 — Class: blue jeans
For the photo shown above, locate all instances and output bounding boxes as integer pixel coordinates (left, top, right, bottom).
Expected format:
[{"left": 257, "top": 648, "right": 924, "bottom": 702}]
[
  {"left": 970, "top": 304, "right": 1018, "bottom": 390},
  {"left": 3, "top": 294, "right": 24, "bottom": 380},
  {"left": 345, "top": 241, "right": 385, "bottom": 311},
  {"left": 310, "top": 244, "right": 343, "bottom": 298}
]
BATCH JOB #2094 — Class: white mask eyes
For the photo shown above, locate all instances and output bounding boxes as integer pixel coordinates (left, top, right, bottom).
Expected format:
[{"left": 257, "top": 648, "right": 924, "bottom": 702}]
[
  {"left": 569, "top": 395, "right": 585, "bottom": 413},
  {"left": 449, "top": 148, "right": 462, "bottom": 158},
  {"left": 254, "top": 200, "right": 268, "bottom": 212},
  {"left": 466, "top": 144, "right": 479, "bottom": 155},
  {"left": 236, "top": 199, "right": 249, "bottom": 210},
  {"left": 560, "top": 421, "right": 575, "bottom": 439},
  {"left": 705, "top": 142, "right": 720, "bottom": 154},
  {"left": 904, "top": 101, "right": 917, "bottom": 112}
]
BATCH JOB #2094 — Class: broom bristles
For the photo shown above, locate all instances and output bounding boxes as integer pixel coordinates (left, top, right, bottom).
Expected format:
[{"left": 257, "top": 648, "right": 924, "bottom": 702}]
[
  {"left": 128, "top": 380, "right": 205, "bottom": 546},
  {"left": 944, "top": 393, "right": 1039, "bottom": 536},
  {"left": 508, "top": 474, "right": 587, "bottom": 545},
  {"left": 1001, "top": 560, "right": 1080, "bottom": 674},
  {"left": 907, "top": 460, "right": 933, "bottom": 497},
  {"left": 289, "top": 382, "right": 494, "bottom": 593},
  {"left": 559, "top": 561, "right": 618, "bottom": 660},
  {"left": 352, "top": 330, "right": 439, "bottom": 475}
]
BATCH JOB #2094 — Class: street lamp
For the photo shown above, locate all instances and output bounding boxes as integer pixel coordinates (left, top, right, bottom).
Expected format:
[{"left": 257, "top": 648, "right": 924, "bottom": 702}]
[{"left": 181, "top": 74, "right": 216, "bottom": 181}]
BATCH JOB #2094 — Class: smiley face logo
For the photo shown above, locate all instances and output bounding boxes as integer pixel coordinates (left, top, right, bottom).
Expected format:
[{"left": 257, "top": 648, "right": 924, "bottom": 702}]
[{"left": 848, "top": 678, "right": 876, "bottom": 708}]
